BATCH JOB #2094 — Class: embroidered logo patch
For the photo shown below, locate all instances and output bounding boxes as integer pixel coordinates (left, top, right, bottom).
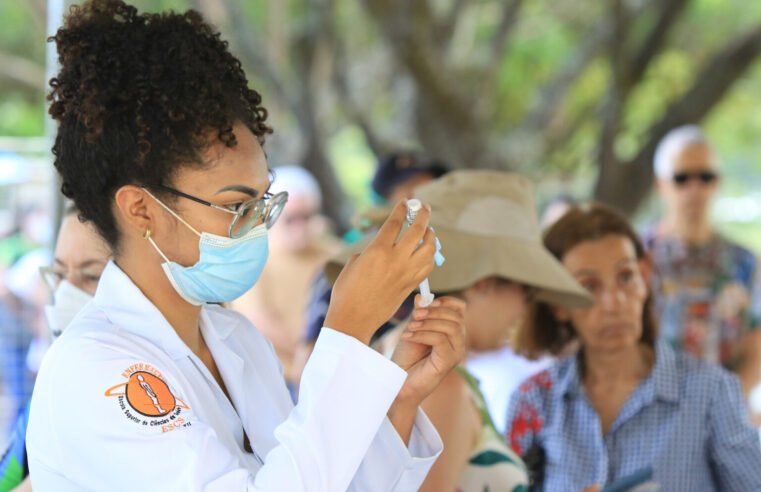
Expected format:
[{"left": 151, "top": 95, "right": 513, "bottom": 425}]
[{"left": 104, "top": 363, "right": 191, "bottom": 432}]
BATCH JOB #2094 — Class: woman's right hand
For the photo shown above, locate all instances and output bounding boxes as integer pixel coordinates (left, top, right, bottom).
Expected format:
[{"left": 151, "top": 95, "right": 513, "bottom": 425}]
[{"left": 325, "top": 200, "right": 437, "bottom": 344}]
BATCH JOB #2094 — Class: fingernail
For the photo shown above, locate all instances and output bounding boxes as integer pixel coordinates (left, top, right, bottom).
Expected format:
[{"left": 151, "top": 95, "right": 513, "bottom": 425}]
[
  {"left": 415, "top": 309, "right": 428, "bottom": 318},
  {"left": 431, "top": 300, "right": 441, "bottom": 307},
  {"left": 402, "top": 331, "right": 414, "bottom": 338},
  {"left": 409, "top": 321, "right": 422, "bottom": 329}
]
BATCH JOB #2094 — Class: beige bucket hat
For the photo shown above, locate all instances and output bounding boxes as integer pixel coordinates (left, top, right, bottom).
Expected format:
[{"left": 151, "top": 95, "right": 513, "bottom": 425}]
[{"left": 326, "top": 170, "right": 592, "bottom": 308}]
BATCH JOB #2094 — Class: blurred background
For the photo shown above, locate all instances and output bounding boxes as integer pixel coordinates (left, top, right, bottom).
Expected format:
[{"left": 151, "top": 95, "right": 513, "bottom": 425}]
[{"left": 3, "top": 0, "right": 761, "bottom": 444}]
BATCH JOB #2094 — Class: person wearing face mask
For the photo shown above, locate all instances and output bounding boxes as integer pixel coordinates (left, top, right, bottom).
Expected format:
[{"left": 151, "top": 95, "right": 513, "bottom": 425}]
[
  {"left": 0, "top": 206, "right": 109, "bottom": 492},
  {"left": 40, "top": 206, "right": 110, "bottom": 337},
  {"left": 27, "top": 2, "right": 466, "bottom": 490},
  {"left": 325, "top": 171, "right": 593, "bottom": 492},
  {"left": 507, "top": 204, "right": 761, "bottom": 491},
  {"left": 231, "top": 166, "right": 341, "bottom": 396},
  {"left": 0, "top": 205, "right": 52, "bottom": 273}
]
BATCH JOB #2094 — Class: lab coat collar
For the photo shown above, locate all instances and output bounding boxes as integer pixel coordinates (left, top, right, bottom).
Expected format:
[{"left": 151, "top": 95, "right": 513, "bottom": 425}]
[
  {"left": 94, "top": 260, "right": 194, "bottom": 360},
  {"left": 199, "top": 306, "right": 284, "bottom": 453}
]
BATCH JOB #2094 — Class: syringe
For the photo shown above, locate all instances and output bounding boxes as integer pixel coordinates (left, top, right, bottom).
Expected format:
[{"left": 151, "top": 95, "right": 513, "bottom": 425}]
[{"left": 406, "top": 199, "right": 436, "bottom": 307}]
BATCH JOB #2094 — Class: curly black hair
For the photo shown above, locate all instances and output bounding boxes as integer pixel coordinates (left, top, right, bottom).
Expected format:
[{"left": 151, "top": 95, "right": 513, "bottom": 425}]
[{"left": 48, "top": 0, "right": 272, "bottom": 251}]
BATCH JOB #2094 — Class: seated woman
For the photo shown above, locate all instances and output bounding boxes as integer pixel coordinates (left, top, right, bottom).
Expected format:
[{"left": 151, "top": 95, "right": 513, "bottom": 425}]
[
  {"left": 327, "top": 170, "right": 593, "bottom": 492},
  {"left": 507, "top": 203, "right": 761, "bottom": 491}
]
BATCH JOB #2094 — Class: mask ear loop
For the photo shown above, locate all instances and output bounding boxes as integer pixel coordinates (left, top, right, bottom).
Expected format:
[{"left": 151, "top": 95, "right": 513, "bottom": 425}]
[
  {"left": 144, "top": 229, "right": 170, "bottom": 263},
  {"left": 141, "top": 187, "right": 202, "bottom": 237}
]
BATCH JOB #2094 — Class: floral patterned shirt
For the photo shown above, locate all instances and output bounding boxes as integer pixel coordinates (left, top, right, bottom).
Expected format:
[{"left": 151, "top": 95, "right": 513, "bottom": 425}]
[{"left": 644, "top": 230, "right": 761, "bottom": 368}]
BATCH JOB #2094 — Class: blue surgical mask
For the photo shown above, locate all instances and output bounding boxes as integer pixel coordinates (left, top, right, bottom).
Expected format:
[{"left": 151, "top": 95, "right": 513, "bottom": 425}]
[{"left": 144, "top": 192, "right": 269, "bottom": 305}]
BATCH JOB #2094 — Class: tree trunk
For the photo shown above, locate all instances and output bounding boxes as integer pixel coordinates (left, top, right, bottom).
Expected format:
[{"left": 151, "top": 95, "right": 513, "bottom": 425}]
[{"left": 594, "top": 24, "right": 761, "bottom": 214}]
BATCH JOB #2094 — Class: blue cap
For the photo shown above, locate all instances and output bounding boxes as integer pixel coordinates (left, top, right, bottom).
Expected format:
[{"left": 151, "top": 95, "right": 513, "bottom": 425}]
[{"left": 371, "top": 152, "right": 449, "bottom": 200}]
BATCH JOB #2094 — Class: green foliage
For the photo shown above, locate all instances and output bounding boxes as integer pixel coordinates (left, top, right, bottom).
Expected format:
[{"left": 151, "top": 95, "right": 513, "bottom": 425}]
[
  {"left": 0, "top": 97, "right": 45, "bottom": 136},
  {"left": 4, "top": 0, "right": 761, "bottom": 223},
  {"left": 328, "top": 126, "right": 376, "bottom": 210}
]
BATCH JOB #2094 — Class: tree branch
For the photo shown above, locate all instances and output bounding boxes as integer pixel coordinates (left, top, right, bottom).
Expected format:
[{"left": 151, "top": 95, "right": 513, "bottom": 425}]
[
  {"left": 594, "top": 23, "right": 761, "bottom": 212},
  {"left": 434, "top": 0, "right": 469, "bottom": 49},
  {"left": 196, "top": 0, "right": 352, "bottom": 231},
  {"left": 0, "top": 52, "right": 45, "bottom": 91},
  {"left": 362, "top": 0, "right": 473, "bottom": 124},
  {"left": 209, "top": 0, "right": 310, "bottom": 130},
  {"left": 323, "top": 0, "right": 388, "bottom": 155},
  {"left": 330, "top": 64, "right": 388, "bottom": 156},
  {"left": 513, "top": 22, "right": 610, "bottom": 140},
  {"left": 21, "top": 0, "right": 45, "bottom": 33},
  {"left": 362, "top": 0, "right": 488, "bottom": 165},
  {"left": 473, "top": 0, "right": 524, "bottom": 116},
  {"left": 489, "top": 0, "right": 523, "bottom": 64},
  {"left": 513, "top": 0, "right": 656, "bottom": 142},
  {"left": 596, "top": 0, "right": 630, "bottom": 172},
  {"left": 624, "top": 0, "right": 689, "bottom": 88},
  {"left": 290, "top": 0, "right": 353, "bottom": 232}
]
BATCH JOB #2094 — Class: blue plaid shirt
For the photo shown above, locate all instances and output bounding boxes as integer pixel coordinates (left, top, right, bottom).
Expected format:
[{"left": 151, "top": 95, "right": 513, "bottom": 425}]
[{"left": 506, "top": 342, "right": 761, "bottom": 491}]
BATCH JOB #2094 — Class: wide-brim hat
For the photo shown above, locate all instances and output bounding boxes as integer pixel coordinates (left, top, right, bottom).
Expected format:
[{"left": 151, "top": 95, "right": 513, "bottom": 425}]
[{"left": 326, "top": 170, "right": 592, "bottom": 308}]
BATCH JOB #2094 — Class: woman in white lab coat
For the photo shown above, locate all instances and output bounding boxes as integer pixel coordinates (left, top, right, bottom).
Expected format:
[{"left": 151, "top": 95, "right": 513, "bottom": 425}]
[{"left": 26, "top": 1, "right": 465, "bottom": 490}]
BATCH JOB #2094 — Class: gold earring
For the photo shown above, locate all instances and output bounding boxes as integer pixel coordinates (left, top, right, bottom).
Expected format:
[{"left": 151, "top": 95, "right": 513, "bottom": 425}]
[{"left": 143, "top": 229, "right": 152, "bottom": 240}]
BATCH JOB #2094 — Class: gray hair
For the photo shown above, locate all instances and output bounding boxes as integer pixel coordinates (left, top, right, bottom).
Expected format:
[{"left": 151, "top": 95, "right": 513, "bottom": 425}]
[{"left": 653, "top": 125, "right": 716, "bottom": 179}]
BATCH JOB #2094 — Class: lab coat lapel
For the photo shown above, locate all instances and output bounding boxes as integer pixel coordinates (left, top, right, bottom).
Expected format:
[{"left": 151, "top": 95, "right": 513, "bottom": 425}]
[{"left": 200, "top": 307, "right": 287, "bottom": 456}]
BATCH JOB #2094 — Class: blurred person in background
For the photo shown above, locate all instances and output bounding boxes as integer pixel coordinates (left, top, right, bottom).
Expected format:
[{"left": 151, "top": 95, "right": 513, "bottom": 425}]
[
  {"left": 231, "top": 166, "right": 341, "bottom": 395},
  {"left": 508, "top": 204, "right": 761, "bottom": 491},
  {"left": 371, "top": 151, "right": 449, "bottom": 204},
  {"left": 292, "top": 152, "right": 450, "bottom": 389},
  {"left": 0, "top": 288, "right": 35, "bottom": 447},
  {"left": 39, "top": 205, "right": 110, "bottom": 336},
  {"left": 345, "top": 151, "right": 450, "bottom": 243},
  {"left": 644, "top": 125, "right": 761, "bottom": 412},
  {"left": 0, "top": 205, "right": 109, "bottom": 492},
  {"left": 326, "top": 171, "right": 592, "bottom": 492},
  {"left": 540, "top": 195, "right": 576, "bottom": 230},
  {"left": 0, "top": 243, "right": 51, "bottom": 444},
  {"left": 0, "top": 206, "right": 52, "bottom": 276},
  {"left": 2, "top": 247, "right": 50, "bottom": 386}
]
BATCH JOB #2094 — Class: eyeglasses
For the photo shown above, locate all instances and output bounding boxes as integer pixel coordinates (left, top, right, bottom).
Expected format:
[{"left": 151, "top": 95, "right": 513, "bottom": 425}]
[
  {"left": 40, "top": 264, "right": 105, "bottom": 295},
  {"left": 156, "top": 185, "right": 289, "bottom": 238},
  {"left": 672, "top": 171, "right": 718, "bottom": 186}
]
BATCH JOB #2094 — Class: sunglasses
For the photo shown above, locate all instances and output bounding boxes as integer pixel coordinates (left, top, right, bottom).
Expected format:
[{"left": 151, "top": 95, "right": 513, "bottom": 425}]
[{"left": 672, "top": 171, "right": 718, "bottom": 186}]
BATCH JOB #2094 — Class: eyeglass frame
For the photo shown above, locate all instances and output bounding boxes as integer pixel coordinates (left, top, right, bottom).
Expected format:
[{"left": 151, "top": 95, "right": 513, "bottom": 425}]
[
  {"left": 39, "top": 264, "right": 106, "bottom": 294},
  {"left": 152, "top": 184, "right": 289, "bottom": 238}
]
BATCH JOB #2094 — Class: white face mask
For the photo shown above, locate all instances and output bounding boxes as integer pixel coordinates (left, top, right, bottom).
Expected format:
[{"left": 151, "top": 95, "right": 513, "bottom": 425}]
[{"left": 44, "top": 280, "right": 93, "bottom": 338}]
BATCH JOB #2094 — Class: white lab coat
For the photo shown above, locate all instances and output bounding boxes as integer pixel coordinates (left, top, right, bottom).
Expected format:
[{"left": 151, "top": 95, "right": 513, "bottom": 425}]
[{"left": 27, "top": 261, "right": 442, "bottom": 491}]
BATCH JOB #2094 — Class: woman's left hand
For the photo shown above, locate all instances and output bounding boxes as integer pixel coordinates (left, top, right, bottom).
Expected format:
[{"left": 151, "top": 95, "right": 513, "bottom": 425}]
[{"left": 391, "top": 295, "right": 467, "bottom": 407}]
